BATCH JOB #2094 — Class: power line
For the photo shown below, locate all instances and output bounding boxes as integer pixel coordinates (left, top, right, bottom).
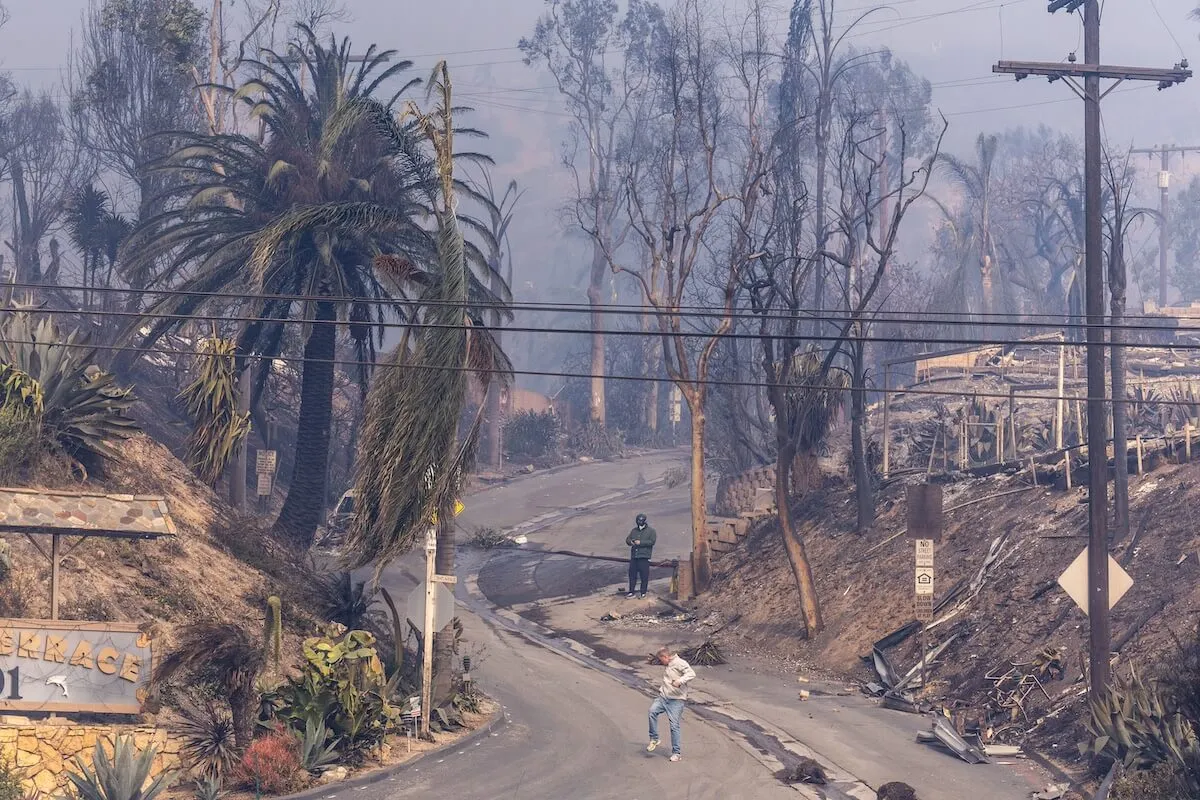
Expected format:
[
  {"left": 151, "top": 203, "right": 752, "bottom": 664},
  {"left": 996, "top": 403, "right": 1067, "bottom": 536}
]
[
  {"left": 4, "top": 332, "right": 1197, "bottom": 408},
  {"left": 17, "top": 299, "right": 1200, "bottom": 342},
  {"left": 8, "top": 280, "right": 1200, "bottom": 328}
]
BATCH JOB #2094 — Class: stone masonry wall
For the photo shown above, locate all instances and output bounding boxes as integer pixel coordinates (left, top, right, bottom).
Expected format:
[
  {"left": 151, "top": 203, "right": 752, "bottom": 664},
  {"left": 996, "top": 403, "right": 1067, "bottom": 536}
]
[
  {"left": 0, "top": 721, "right": 183, "bottom": 794},
  {"left": 713, "top": 465, "right": 776, "bottom": 516}
]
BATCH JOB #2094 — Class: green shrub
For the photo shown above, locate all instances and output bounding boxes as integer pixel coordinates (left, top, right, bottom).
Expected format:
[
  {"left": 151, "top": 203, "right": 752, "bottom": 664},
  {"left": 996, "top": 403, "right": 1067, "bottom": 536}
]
[
  {"left": 272, "top": 627, "right": 398, "bottom": 759},
  {"left": 178, "top": 703, "right": 238, "bottom": 781},
  {"left": 503, "top": 410, "right": 560, "bottom": 459},
  {"left": 569, "top": 421, "right": 624, "bottom": 459},
  {"left": 64, "top": 734, "right": 178, "bottom": 800},
  {"left": 0, "top": 405, "right": 42, "bottom": 483},
  {"left": 0, "top": 755, "right": 25, "bottom": 800},
  {"left": 297, "top": 719, "right": 340, "bottom": 774}
]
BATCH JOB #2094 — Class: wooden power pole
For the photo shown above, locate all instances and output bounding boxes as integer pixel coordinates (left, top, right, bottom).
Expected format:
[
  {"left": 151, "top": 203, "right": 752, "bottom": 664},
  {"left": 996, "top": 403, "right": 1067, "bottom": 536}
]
[
  {"left": 994, "top": 0, "right": 1190, "bottom": 703},
  {"left": 1130, "top": 144, "right": 1200, "bottom": 307}
]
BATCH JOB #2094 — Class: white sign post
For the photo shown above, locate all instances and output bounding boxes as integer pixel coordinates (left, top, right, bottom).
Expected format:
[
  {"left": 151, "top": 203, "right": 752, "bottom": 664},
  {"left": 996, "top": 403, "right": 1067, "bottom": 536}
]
[{"left": 420, "top": 528, "right": 436, "bottom": 737}]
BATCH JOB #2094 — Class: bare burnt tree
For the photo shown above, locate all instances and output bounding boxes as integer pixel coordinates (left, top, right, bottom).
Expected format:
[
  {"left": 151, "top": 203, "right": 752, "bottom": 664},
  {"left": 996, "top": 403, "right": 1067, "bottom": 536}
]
[
  {"left": 611, "top": 0, "right": 772, "bottom": 594},
  {"left": 70, "top": 0, "right": 206, "bottom": 303},
  {"left": 823, "top": 101, "right": 945, "bottom": 532},
  {"left": 520, "top": 0, "right": 662, "bottom": 428},
  {"left": 1102, "top": 146, "right": 1142, "bottom": 542},
  {"left": 1, "top": 91, "right": 89, "bottom": 286}
]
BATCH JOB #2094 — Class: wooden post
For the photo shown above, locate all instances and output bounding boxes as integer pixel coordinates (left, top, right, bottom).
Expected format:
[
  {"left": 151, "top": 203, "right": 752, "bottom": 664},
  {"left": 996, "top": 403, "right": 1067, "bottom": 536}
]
[
  {"left": 882, "top": 368, "right": 891, "bottom": 478},
  {"left": 997, "top": 413, "right": 1005, "bottom": 464},
  {"left": 1064, "top": 453, "right": 1072, "bottom": 490},
  {"left": 50, "top": 533, "right": 60, "bottom": 621},
  {"left": 1056, "top": 340, "right": 1066, "bottom": 450},
  {"left": 1008, "top": 388, "right": 1018, "bottom": 460},
  {"left": 1075, "top": 400, "right": 1085, "bottom": 448},
  {"left": 1136, "top": 435, "right": 1144, "bottom": 475},
  {"left": 1186, "top": 423, "right": 1192, "bottom": 463},
  {"left": 420, "top": 528, "right": 436, "bottom": 737},
  {"left": 960, "top": 411, "right": 968, "bottom": 469},
  {"left": 1030, "top": 456, "right": 1038, "bottom": 487}
]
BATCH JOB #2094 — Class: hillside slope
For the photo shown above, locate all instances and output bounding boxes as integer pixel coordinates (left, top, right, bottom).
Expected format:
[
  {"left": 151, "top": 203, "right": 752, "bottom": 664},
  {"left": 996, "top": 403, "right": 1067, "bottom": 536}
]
[
  {"left": 700, "top": 460, "right": 1200, "bottom": 755},
  {"left": 1, "top": 434, "right": 321, "bottom": 654}
]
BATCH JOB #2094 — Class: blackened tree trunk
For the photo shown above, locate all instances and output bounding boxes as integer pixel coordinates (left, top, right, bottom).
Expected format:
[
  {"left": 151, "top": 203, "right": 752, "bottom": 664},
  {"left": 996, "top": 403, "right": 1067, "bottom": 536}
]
[
  {"left": 851, "top": 340, "right": 874, "bottom": 532},
  {"left": 273, "top": 299, "right": 336, "bottom": 548}
]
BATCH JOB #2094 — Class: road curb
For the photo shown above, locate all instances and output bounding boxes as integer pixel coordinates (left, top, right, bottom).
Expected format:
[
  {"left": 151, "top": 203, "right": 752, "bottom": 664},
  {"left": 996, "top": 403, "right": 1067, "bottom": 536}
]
[{"left": 281, "top": 709, "right": 507, "bottom": 800}]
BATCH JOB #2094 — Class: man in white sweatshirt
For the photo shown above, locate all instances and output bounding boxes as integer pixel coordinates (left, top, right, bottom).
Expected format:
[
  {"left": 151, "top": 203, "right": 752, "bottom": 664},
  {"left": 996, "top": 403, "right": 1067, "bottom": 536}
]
[{"left": 646, "top": 647, "right": 696, "bottom": 762}]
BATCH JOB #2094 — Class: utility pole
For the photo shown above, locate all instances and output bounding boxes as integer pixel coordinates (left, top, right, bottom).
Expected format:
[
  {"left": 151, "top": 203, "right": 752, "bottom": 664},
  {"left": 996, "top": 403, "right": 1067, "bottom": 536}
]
[
  {"left": 994, "top": 0, "right": 1190, "bottom": 704},
  {"left": 1130, "top": 144, "right": 1200, "bottom": 307}
]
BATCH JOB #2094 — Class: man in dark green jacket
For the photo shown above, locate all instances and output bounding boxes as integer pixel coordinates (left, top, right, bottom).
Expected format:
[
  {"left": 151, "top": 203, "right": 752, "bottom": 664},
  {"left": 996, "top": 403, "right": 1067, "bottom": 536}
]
[{"left": 626, "top": 513, "right": 656, "bottom": 598}]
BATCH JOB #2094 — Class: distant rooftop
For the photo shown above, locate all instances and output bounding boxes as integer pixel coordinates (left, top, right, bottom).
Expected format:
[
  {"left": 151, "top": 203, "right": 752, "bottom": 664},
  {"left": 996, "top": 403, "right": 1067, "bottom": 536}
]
[{"left": 0, "top": 488, "right": 176, "bottom": 538}]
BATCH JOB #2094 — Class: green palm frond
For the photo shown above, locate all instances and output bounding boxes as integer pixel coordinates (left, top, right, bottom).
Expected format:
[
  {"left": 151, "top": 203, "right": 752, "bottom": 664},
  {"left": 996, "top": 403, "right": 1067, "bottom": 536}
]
[{"left": 179, "top": 338, "right": 251, "bottom": 487}]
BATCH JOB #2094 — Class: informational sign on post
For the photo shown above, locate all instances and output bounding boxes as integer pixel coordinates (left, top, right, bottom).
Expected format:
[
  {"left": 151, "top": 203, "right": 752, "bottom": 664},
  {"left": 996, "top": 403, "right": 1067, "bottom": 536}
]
[
  {"left": 914, "top": 539, "right": 935, "bottom": 622},
  {"left": 255, "top": 450, "right": 278, "bottom": 499}
]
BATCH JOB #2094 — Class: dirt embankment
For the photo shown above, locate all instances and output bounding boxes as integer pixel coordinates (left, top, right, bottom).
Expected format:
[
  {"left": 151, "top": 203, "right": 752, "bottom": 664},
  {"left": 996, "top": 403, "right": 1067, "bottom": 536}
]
[
  {"left": 699, "top": 462, "right": 1200, "bottom": 755},
  {"left": 2, "top": 434, "right": 322, "bottom": 654}
]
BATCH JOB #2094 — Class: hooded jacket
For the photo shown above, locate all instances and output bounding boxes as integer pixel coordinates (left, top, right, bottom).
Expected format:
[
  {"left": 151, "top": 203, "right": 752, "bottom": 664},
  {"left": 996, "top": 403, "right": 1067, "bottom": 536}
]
[
  {"left": 659, "top": 655, "right": 696, "bottom": 700},
  {"left": 626, "top": 524, "right": 657, "bottom": 560}
]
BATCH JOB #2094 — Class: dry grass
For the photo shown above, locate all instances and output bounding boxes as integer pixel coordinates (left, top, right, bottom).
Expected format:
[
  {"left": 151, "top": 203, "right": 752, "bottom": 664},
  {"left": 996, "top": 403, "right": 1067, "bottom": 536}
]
[{"left": 3, "top": 434, "right": 321, "bottom": 662}]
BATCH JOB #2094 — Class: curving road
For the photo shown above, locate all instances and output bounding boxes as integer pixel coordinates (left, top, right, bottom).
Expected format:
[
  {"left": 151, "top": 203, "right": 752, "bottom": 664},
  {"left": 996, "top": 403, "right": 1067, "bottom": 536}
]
[{"left": 354, "top": 453, "right": 801, "bottom": 799}]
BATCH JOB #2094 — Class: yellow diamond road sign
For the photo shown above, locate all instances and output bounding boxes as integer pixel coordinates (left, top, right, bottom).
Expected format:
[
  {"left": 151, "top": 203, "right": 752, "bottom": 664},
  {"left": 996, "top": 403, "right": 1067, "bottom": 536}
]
[
  {"left": 1057, "top": 547, "right": 1133, "bottom": 616},
  {"left": 430, "top": 499, "right": 465, "bottom": 525}
]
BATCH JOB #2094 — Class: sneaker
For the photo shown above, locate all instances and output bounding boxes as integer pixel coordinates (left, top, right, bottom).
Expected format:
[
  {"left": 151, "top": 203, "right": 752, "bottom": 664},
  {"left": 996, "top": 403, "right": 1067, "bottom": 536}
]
[
  {"left": 670, "top": 753, "right": 681, "bottom": 762},
  {"left": 646, "top": 739, "right": 659, "bottom": 752},
  {"left": 626, "top": 592, "right": 637, "bottom": 598},
  {"left": 638, "top": 592, "right": 647, "bottom": 599}
]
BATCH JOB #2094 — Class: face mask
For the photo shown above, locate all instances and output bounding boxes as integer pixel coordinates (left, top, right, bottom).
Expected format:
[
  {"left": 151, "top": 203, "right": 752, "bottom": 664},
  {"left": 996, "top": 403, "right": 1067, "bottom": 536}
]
[{"left": 638, "top": 523, "right": 646, "bottom": 530}]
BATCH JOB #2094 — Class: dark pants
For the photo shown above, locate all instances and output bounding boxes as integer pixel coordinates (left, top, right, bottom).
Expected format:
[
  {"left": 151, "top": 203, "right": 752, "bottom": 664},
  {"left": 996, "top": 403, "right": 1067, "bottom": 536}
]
[{"left": 628, "top": 557, "right": 650, "bottom": 593}]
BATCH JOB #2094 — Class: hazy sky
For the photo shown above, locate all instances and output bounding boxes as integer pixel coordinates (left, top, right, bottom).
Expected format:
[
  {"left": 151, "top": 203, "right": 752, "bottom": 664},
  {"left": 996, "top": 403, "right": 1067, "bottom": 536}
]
[{"left": 1, "top": 0, "right": 1196, "bottom": 380}]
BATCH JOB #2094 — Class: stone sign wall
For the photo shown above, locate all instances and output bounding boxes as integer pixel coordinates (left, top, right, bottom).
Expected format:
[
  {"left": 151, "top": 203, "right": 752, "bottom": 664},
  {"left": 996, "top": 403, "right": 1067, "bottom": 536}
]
[
  {"left": 0, "top": 723, "right": 183, "bottom": 794},
  {"left": 0, "top": 621, "right": 152, "bottom": 714}
]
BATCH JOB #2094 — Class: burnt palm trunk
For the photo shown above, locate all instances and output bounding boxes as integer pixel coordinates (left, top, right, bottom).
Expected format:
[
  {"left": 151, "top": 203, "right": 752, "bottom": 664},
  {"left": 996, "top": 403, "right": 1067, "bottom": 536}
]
[{"left": 273, "top": 299, "right": 337, "bottom": 548}]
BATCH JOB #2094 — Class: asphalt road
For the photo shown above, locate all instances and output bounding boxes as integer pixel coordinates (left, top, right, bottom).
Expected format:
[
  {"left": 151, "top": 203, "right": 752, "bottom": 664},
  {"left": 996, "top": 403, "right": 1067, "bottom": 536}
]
[{"left": 354, "top": 453, "right": 798, "bottom": 799}]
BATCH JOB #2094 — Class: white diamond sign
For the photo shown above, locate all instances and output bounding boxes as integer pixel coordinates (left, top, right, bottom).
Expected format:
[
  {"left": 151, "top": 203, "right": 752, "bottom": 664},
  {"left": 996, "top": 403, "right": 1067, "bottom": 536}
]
[{"left": 1057, "top": 548, "right": 1133, "bottom": 616}]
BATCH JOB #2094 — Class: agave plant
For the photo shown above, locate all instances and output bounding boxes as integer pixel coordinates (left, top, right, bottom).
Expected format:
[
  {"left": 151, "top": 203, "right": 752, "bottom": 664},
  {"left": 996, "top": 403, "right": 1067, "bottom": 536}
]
[
  {"left": 298, "top": 719, "right": 341, "bottom": 774},
  {"left": 192, "top": 776, "right": 225, "bottom": 800},
  {"left": 178, "top": 337, "right": 251, "bottom": 487},
  {"left": 0, "top": 311, "right": 137, "bottom": 476},
  {"left": 1083, "top": 665, "right": 1200, "bottom": 783},
  {"left": 319, "top": 572, "right": 382, "bottom": 630},
  {"left": 64, "top": 734, "right": 178, "bottom": 800}
]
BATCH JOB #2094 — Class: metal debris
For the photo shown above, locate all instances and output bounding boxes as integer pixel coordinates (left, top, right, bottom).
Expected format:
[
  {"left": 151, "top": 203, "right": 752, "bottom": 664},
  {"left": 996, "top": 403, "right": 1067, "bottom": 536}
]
[
  {"left": 1032, "top": 784, "right": 1069, "bottom": 800},
  {"left": 926, "top": 717, "right": 990, "bottom": 764}
]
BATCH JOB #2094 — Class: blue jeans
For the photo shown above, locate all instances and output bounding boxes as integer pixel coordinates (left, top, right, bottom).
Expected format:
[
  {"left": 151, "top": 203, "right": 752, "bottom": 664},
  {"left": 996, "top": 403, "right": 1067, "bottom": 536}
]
[{"left": 648, "top": 696, "right": 684, "bottom": 754}]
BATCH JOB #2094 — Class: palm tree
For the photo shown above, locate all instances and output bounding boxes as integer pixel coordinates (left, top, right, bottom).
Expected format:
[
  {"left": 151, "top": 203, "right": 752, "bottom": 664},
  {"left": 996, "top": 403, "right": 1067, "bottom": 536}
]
[
  {"left": 123, "top": 26, "right": 506, "bottom": 548},
  {"left": 153, "top": 622, "right": 264, "bottom": 750},
  {"left": 937, "top": 133, "right": 1001, "bottom": 326},
  {"left": 346, "top": 63, "right": 511, "bottom": 572},
  {"left": 64, "top": 184, "right": 111, "bottom": 310}
]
